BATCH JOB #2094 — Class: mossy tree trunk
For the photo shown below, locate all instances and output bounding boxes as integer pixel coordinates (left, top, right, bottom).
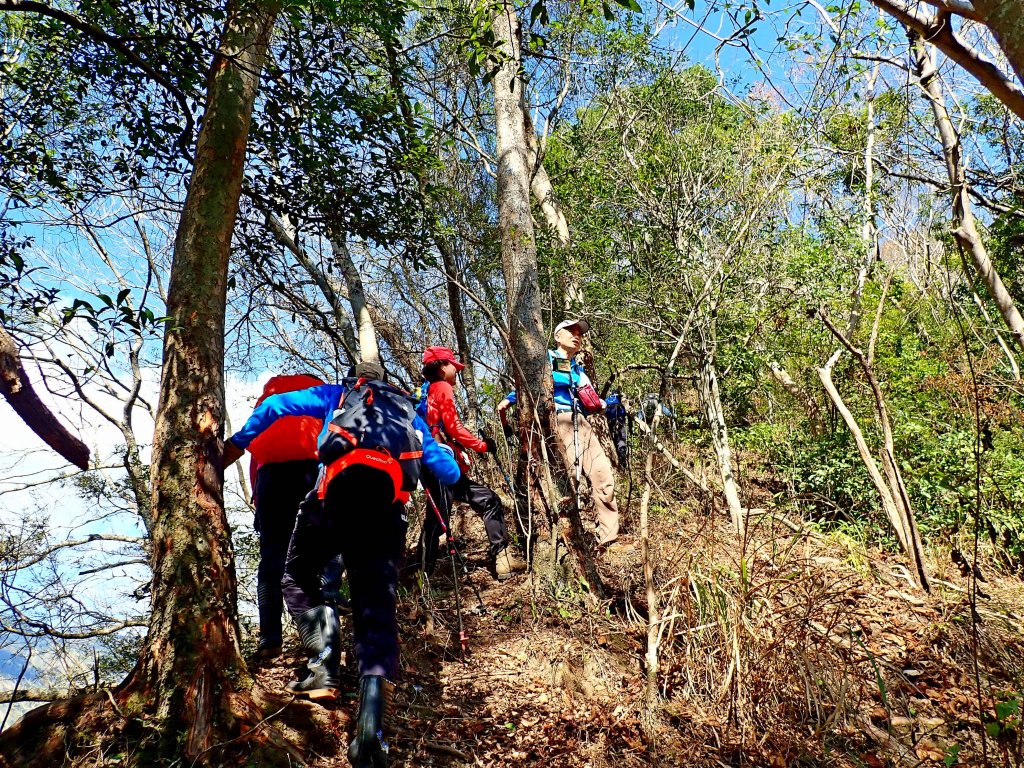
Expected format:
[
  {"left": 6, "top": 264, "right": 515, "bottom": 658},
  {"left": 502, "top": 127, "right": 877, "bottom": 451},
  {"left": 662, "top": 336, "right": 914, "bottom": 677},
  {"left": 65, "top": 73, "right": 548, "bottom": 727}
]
[
  {"left": 129, "top": 0, "right": 281, "bottom": 757},
  {"left": 0, "top": 2, "right": 286, "bottom": 765},
  {"left": 490, "top": 0, "right": 605, "bottom": 598}
]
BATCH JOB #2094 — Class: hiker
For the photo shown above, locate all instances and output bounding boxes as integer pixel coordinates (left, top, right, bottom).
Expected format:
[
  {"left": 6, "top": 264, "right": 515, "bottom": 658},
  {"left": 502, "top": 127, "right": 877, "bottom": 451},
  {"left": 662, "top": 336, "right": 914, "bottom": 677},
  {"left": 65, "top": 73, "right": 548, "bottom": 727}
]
[
  {"left": 497, "top": 318, "right": 622, "bottom": 550},
  {"left": 240, "top": 372, "right": 325, "bottom": 660},
  {"left": 416, "top": 346, "right": 527, "bottom": 581},
  {"left": 224, "top": 361, "right": 460, "bottom": 768}
]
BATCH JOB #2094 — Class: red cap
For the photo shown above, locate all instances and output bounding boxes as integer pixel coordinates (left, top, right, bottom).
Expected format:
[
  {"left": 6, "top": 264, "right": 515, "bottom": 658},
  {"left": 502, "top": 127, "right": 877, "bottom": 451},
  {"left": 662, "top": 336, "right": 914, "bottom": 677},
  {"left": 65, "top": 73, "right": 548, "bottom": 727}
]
[{"left": 422, "top": 346, "right": 465, "bottom": 371}]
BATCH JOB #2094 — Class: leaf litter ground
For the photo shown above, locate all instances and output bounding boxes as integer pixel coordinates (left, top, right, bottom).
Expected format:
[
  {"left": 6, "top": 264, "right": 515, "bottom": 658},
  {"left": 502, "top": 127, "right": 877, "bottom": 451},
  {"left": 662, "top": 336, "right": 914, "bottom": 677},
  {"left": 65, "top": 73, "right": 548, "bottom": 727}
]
[{"left": 252, "top": 500, "right": 1024, "bottom": 767}]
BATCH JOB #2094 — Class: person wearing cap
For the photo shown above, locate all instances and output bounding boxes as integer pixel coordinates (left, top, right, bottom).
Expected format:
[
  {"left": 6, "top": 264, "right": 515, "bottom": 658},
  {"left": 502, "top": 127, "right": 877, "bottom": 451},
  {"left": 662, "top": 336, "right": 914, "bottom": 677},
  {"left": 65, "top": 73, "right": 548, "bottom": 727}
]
[
  {"left": 225, "top": 361, "right": 460, "bottom": 768},
  {"left": 497, "top": 319, "right": 621, "bottom": 549},
  {"left": 416, "top": 346, "right": 527, "bottom": 581}
]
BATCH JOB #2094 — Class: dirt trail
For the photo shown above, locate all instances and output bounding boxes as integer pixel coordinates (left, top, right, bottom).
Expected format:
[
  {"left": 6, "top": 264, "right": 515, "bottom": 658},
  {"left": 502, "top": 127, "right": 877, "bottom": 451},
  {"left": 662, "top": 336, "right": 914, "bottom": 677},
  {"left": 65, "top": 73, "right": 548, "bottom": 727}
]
[{"left": 253, "top": 505, "right": 1024, "bottom": 767}]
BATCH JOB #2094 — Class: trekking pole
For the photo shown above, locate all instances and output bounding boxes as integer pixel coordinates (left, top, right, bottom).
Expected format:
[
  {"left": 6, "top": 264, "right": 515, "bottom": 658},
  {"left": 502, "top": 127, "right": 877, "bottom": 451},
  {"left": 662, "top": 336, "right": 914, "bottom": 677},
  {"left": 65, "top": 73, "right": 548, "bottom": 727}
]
[
  {"left": 423, "top": 486, "right": 484, "bottom": 617},
  {"left": 423, "top": 486, "right": 474, "bottom": 582},
  {"left": 487, "top": 443, "right": 518, "bottom": 508},
  {"left": 571, "top": 401, "right": 582, "bottom": 508},
  {"left": 423, "top": 487, "right": 467, "bottom": 658}
]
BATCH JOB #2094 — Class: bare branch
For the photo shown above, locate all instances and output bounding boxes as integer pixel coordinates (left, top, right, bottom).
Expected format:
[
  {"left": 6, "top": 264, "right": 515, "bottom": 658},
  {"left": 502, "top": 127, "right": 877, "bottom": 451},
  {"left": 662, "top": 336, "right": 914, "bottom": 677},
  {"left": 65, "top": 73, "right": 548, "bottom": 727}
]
[
  {"left": 869, "top": 0, "right": 1024, "bottom": 119},
  {"left": 0, "top": 326, "right": 90, "bottom": 470}
]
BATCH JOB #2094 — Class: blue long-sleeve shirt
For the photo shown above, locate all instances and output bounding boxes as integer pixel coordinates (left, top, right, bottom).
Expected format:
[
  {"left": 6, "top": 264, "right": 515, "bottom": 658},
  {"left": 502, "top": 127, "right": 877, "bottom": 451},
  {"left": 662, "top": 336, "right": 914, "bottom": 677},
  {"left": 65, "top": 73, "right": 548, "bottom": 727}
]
[
  {"left": 504, "top": 350, "right": 595, "bottom": 413},
  {"left": 230, "top": 383, "right": 461, "bottom": 485}
]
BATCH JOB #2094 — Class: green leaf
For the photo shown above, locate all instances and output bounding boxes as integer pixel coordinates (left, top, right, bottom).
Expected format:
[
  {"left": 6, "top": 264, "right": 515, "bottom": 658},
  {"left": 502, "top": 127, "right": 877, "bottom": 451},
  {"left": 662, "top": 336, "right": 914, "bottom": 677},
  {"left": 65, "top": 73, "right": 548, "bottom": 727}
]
[
  {"left": 614, "top": 0, "right": 642, "bottom": 12},
  {"left": 995, "top": 696, "right": 1020, "bottom": 722},
  {"left": 603, "top": 1, "right": 615, "bottom": 20},
  {"left": 943, "top": 744, "right": 960, "bottom": 767}
]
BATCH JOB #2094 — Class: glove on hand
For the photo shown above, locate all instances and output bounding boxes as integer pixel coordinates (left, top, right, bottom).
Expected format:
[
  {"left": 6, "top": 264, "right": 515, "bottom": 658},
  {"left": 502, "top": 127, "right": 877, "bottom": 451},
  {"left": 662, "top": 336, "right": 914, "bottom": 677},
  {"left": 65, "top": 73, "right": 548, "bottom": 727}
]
[
  {"left": 502, "top": 423, "right": 518, "bottom": 443},
  {"left": 482, "top": 434, "right": 498, "bottom": 454}
]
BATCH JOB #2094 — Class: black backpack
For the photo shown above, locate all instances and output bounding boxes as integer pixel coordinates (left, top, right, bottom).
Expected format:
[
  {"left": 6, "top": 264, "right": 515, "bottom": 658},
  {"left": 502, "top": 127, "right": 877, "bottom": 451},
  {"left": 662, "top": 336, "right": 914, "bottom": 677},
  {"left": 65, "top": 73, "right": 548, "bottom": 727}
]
[{"left": 317, "top": 378, "right": 423, "bottom": 503}]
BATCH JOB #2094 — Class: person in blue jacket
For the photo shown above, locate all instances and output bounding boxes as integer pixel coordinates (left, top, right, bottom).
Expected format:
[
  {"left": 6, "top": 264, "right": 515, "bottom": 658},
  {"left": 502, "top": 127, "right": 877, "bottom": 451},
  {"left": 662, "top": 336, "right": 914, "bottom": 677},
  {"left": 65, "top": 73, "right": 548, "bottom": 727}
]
[
  {"left": 497, "top": 318, "right": 621, "bottom": 549},
  {"left": 224, "top": 361, "right": 459, "bottom": 768}
]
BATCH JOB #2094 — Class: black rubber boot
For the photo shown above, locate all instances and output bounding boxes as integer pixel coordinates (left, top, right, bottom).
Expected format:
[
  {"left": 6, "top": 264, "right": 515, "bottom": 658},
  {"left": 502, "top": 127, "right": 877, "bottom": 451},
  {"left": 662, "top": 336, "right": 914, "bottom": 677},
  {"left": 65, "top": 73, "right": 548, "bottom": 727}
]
[
  {"left": 286, "top": 606, "right": 341, "bottom": 701},
  {"left": 348, "top": 675, "right": 391, "bottom": 768},
  {"left": 256, "top": 580, "right": 283, "bottom": 655}
]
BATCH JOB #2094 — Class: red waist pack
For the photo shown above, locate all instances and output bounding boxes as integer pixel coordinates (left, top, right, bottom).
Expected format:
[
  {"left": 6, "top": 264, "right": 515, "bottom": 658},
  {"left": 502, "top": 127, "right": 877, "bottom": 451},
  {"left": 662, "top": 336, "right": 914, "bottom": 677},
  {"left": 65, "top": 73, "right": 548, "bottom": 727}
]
[{"left": 576, "top": 383, "right": 603, "bottom": 413}]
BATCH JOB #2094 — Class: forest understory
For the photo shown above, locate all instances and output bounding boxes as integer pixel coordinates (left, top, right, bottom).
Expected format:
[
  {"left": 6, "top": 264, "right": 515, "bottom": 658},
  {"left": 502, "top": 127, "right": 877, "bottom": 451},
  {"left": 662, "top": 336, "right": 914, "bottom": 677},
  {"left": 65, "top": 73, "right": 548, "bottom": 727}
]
[
  {"left": 4, "top": 0, "right": 1024, "bottom": 763},
  {"left": 252, "top": 474, "right": 1024, "bottom": 768},
  {"left": 1, "top": 453, "right": 1022, "bottom": 768}
]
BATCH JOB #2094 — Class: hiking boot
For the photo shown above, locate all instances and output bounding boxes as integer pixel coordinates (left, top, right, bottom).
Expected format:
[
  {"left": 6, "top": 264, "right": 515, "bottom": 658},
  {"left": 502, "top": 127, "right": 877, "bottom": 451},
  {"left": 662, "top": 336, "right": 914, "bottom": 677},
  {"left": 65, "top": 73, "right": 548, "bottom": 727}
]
[
  {"left": 286, "top": 606, "right": 341, "bottom": 701},
  {"left": 348, "top": 675, "right": 392, "bottom": 768},
  {"left": 494, "top": 547, "right": 528, "bottom": 581},
  {"left": 255, "top": 636, "right": 282, "bottom": 661}
]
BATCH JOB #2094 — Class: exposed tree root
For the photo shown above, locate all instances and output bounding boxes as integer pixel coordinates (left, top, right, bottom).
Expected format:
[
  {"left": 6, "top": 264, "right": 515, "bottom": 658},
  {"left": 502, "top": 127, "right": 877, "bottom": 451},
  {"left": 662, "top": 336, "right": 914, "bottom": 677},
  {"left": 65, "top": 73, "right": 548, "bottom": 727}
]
[{"left": 0, "top": 680, "right": 323, "bottom": 768}]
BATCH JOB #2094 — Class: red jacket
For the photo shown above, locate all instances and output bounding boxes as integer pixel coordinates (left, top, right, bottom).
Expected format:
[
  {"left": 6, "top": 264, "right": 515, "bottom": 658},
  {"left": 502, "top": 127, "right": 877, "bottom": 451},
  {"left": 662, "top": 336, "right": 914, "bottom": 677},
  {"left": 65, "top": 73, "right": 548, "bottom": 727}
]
[
  {"left": 247, "top": 374, "right": 324, "bottom": 488},
  {"left": 424, "top": 381, "right": 486, "bottom": 472}
]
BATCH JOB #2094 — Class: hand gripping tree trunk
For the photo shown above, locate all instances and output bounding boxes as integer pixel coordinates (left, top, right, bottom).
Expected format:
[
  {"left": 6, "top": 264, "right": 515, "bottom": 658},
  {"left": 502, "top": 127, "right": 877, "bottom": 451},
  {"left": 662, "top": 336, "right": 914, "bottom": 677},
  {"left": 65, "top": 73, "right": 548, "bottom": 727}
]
[
  {"left": 489, "top": 0, "right": 605, "bottom": 598},
  {"left": 910, "top": 31, "right": 1024, "bottom": 357}
]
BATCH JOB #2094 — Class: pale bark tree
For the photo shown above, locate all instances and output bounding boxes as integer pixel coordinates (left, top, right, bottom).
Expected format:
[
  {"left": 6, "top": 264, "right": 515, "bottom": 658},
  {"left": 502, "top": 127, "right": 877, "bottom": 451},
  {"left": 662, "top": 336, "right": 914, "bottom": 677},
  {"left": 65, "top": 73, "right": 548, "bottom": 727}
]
[
  {"left": 489, "top": 0, "right": 605, "bottom": 596},
  {"left": 816, "top": 294, "right": 930, "bottom": 590},
  {"left": 329, "top": 233, "right": 381, "bottom": 364},
  {"left": 909, "top": 31, "right": 1024, "bottom": 357},
  {"left": 867, "top": 0, "right": 1024, "bottom": 119},
  {"left": 766, "top": 360, "right": 826, "bottom": 436},
  {"left": 696, "top": 329, "right": 745, "bottom": 534}
]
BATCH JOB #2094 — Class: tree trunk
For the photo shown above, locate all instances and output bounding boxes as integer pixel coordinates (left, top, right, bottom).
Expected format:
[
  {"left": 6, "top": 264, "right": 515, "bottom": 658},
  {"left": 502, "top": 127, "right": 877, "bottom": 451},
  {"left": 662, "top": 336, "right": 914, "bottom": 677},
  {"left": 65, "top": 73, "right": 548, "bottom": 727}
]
[
  {"left": 489, "top": 0, "right": 604, "bottom": 596},
  {"left": 492, "top": 0, "right": 549, "bottom": 502},
  {"left": 817, "top": 308, "right": 930, "bottom": 590},
  {"left": 329, "top": 232, "right": 381, "bottom": 364},
  {"left": 640, "top": 445, "right": 660, "bottom": 741},
  {"left": 0, "top": 325, "right": 90, "bottom": 470},
  {"left": 0, "top": 4, "right": 292, "bottom": 764},
  {"left": 968, "top": 0, "right": 1024, "bottom": 89},
  {"left": 133, "top": 0, "right": 280, "bottom": 754},
  {"left": 436, "top": 233, "right": 481, "bottom": 423},
  {"left": 521, "top": 104, "right": 582, "bottom": 309},
  {"left": 910, "top": 32, "right": 1024, "bottom": 356},
  {"left": 849, "top": 62, "right": 880, "bottom": 339},
  {"left": 766, "top": 360, "right": 826, "bottom": 436},
  {"left": 696, "top": 347, "right": 745, "bottom": 534},
  {"left": 868, "top": 0, "right": 1024, "bottom": 120}
]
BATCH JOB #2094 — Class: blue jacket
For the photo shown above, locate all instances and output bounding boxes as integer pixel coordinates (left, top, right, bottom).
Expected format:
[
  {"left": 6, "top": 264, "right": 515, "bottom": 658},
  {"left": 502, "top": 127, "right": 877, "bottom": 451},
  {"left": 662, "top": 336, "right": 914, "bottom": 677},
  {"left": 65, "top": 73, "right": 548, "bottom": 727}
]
[
  {"left": 229, "top": 383, "right": 461, "bottom": 486},
  {"left": 505, "top": 350, "right": 595, "bottom": 413}
]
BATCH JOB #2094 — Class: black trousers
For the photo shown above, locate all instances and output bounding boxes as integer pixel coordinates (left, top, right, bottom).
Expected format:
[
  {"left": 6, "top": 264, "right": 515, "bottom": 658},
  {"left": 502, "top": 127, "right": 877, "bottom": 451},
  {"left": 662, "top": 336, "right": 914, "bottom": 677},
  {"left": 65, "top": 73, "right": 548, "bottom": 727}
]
[
  {"left": 253, "top": 459, "right": 320, "bottom": 645},
  {"left": 419, "top": 468, "right": 508, "bottom": 571},
  {"left": 281, "top": 468, "right": 407, "bottom": 680}
]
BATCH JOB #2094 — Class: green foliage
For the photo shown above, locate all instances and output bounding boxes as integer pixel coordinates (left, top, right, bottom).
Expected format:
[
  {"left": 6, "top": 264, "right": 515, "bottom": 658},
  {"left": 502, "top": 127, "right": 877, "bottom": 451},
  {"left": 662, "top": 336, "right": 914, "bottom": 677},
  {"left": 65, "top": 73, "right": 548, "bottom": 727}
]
[{"left": 987, "top": 195, "right": 1024, "bottom": 306}]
